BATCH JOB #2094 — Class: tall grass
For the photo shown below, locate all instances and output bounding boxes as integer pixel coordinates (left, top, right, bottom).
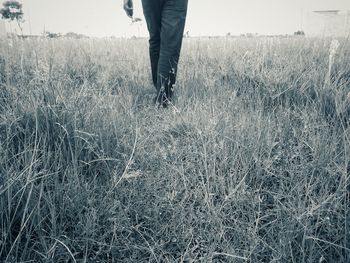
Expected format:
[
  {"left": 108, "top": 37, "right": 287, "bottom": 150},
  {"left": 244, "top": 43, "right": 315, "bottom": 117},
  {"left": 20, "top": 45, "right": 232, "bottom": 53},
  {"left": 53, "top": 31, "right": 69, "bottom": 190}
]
[{"left": 0, "top": 36, "right": 349, "bottom": 262}]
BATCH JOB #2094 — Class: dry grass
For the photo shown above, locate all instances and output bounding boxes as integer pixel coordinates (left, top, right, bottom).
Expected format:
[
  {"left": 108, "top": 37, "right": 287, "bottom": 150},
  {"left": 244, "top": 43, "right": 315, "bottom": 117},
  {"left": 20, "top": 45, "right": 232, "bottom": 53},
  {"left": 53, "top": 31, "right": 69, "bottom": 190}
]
[{"left": 0, "top": 36, "right": 349, "bottom": 262}]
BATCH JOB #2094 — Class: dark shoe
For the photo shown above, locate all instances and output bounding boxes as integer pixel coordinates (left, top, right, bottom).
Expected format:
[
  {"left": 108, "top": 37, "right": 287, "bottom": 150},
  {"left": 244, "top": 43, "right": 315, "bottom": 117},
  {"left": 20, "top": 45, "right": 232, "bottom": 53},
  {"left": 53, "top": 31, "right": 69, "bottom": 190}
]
[
  {"left": 153, "top": 93, "right": 171, "bottom": 108},
  {"left": 162, "top": 98, "right": 171, "bottom": 108}
]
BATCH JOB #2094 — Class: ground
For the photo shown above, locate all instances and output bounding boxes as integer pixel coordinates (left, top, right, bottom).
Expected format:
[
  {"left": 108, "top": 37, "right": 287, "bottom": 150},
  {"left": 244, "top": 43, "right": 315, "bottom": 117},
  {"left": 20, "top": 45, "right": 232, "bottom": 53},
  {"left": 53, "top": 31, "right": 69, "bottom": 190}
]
[{"left": 0, "top": 36, "right": 349, "bottom": 262}]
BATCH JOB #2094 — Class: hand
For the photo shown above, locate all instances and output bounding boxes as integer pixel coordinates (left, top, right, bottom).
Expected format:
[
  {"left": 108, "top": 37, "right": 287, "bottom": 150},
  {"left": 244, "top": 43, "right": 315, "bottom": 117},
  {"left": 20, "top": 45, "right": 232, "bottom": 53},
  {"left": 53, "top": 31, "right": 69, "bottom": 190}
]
[{"left": 123, "top": 0, "right": 133, "bottom": 18}]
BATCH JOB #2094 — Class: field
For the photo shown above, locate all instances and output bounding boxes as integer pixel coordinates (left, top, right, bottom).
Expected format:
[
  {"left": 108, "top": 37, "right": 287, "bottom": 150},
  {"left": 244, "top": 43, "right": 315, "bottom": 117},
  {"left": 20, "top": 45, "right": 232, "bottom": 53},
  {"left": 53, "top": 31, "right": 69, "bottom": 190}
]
[{"left": 0, "top": 36, "right": 349, "bottom": 262}]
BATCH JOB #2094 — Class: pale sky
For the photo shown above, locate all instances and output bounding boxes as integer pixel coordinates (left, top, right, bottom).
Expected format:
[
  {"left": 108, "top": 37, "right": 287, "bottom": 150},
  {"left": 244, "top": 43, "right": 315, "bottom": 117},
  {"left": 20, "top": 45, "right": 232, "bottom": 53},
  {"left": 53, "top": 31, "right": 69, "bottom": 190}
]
[{"left": 3, "top": 0, "right": 350, "bottom": 37}]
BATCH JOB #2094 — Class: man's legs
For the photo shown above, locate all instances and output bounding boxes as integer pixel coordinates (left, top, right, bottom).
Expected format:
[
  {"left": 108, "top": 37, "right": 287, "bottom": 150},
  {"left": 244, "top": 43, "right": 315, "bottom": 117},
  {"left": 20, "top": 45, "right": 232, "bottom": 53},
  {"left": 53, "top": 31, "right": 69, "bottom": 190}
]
[
  {"left": 158, "top": 0, "right": 188, "bottom": 104},
  {"left": 141, "top": 0, "right": 162, "bottom": 88},
  {"left": 142, "top": 0, "right": 188, "bottom": 106}
]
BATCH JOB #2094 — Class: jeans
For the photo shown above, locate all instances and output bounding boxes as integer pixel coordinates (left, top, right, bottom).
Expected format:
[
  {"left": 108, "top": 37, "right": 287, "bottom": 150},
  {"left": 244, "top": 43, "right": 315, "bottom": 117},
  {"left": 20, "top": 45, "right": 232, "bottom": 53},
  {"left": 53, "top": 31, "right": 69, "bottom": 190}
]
[{"left": 141, "top": 0, "right": 188, "bottom": 103}]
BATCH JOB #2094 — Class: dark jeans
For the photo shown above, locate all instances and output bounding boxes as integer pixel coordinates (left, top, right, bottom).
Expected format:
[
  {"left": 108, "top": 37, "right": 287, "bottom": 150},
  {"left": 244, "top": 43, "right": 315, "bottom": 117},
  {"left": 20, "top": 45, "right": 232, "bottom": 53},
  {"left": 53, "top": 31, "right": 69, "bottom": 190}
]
[{"left": 141, "top": 0, "right": 188, "bottom": 103}]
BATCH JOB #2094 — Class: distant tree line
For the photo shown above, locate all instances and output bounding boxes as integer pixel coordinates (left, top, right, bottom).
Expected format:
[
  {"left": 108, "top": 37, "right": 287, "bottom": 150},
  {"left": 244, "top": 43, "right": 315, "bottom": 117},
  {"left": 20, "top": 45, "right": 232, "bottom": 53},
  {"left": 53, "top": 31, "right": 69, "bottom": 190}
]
[{"left": 45, "top": 31, "right": 89, "bottom": 39}]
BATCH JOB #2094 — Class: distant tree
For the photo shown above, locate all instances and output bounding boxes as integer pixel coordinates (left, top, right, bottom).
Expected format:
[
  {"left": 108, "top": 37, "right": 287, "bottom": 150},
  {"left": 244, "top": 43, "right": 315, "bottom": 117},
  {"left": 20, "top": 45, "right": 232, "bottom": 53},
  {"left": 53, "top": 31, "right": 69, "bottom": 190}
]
[
  {"left": 0, "top": 0, "right": 24, "bottom": 36},
  {"left": 294, "top": 30, "right": 305, "bottom": 36},
  {"left": 45, "top": 31, "right": 61, "bottom": 38},
  {"left": 65, "top": 32, "right": 88, "bottom": 39}
]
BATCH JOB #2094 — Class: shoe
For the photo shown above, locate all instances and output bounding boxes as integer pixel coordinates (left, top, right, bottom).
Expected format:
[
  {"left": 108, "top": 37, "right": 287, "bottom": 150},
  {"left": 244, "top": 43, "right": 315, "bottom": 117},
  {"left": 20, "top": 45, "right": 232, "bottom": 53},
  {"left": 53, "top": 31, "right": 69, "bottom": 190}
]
[{"left": 153, "top": 93, "right": 171, "bottom": 109}]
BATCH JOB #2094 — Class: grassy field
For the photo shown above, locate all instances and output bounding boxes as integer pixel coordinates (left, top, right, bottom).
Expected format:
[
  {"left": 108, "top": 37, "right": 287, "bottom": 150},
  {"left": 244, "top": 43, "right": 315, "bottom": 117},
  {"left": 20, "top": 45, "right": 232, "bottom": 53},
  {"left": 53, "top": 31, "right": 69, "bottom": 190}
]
[{"left": 0, "top": 36, "right": 349, "bottom": 262}]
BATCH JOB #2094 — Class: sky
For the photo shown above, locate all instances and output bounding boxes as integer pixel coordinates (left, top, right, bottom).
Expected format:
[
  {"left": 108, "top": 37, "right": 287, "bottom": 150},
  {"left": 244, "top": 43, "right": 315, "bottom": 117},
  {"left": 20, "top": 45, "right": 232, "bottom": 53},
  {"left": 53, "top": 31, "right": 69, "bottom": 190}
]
[{"left": 3, "top": 0, "right": 350, "bottom": 37}]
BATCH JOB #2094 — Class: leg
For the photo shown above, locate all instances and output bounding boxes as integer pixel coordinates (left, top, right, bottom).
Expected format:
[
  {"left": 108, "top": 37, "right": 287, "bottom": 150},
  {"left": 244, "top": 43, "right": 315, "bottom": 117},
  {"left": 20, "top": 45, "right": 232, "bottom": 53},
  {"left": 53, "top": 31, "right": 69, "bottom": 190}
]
[
  {"left": 141, "top": 0, "right": 162, "bottom": 88},
  {"left": 157, "top": 0, "right": 188, "bottom": 103}
]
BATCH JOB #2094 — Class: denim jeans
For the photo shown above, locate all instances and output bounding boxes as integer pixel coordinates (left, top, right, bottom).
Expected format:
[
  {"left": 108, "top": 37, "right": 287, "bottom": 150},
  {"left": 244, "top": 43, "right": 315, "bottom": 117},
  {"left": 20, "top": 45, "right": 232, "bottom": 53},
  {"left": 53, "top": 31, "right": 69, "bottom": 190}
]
[{"left": 141, "top": 0, "right": 188, "bottom": 103}]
